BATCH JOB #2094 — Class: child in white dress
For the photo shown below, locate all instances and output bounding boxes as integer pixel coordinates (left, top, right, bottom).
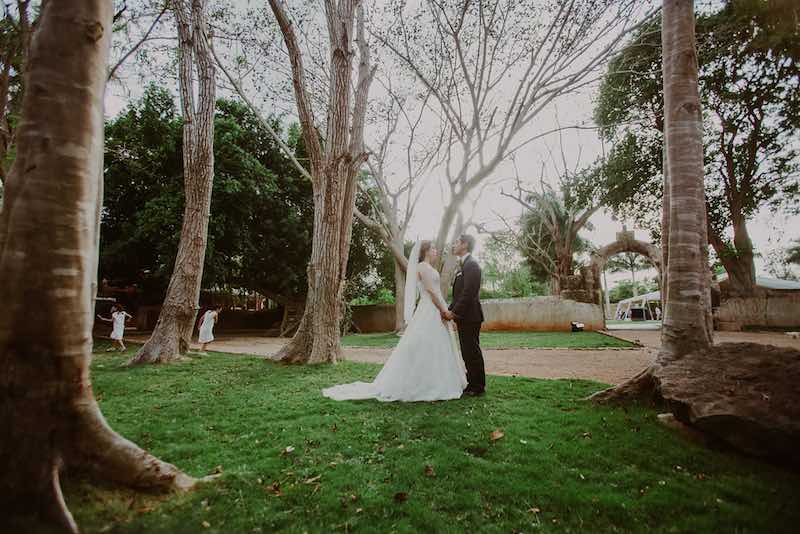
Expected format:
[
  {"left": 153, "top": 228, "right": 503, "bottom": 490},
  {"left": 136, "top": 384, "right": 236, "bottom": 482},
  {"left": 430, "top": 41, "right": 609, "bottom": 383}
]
[
  {"left": 97, "top": 304, "right": 133, "bottom": 352},
  {"left": 197, "top": 306, "right": 221, "bottom": 353}
]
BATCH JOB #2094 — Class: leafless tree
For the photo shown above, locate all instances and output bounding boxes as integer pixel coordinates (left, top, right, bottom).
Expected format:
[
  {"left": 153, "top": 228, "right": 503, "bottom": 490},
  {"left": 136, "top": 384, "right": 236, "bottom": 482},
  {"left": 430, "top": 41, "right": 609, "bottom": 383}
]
[
  {"left": 375, "top": 0, "right": 655, "bottom": 287},
  {"left": 267, "top": 0, "right": 376, "bottom": 364},
  {"left": 129, "top": 0, "right": 217, "bottom": 364},
  {"left": 354, "top": 80, "right": 441, "bottom": 330}
]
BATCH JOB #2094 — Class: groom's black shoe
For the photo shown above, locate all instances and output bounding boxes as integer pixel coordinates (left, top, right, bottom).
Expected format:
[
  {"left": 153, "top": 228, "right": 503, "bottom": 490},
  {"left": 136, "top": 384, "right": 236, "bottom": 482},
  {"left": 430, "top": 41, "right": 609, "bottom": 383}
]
[{"left": 462, "top": 388, "right": 485, "bottom": 398}]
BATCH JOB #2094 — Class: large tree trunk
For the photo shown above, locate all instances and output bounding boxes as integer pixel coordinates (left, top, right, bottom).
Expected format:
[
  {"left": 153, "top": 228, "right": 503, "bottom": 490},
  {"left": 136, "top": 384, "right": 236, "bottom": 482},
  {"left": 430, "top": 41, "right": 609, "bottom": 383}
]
[
  {"left": 129, "top": 0, "right": 216, "bottom": 365},
  {"left": 271, "top": 0, "right": 374, "bottom": 364},
  {"left": 0, "top": 3, "right": 194, "bottom": 531},
  {"left": 591, "top": 0, "right": 712, "bottom": 402}
]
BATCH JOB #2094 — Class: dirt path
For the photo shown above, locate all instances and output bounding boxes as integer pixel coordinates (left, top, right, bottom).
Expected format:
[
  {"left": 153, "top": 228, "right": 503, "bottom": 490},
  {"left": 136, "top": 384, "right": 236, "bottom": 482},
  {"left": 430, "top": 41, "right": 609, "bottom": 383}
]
[{"left": 126, "top": 330, "right": 800, "bottom": 385}]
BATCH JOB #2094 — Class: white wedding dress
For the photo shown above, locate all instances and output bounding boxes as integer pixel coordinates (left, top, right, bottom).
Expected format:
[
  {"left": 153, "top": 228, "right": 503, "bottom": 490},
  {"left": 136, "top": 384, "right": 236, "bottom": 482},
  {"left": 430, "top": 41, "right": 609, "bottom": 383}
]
[{"left": 323, "top": 259, "right": 467, "bottom": 402}]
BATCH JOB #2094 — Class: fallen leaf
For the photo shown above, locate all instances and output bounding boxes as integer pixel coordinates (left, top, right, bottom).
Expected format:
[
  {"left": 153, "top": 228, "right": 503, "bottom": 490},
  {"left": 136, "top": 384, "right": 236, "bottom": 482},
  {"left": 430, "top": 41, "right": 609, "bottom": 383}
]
[
  {"left": 527, "top": 507, "right": 541, "bottom": 514},
  {"left": 202, "top": 521, "right": 211, "bottom": 528},
  {"left": 212, "top": 465, "right": 223, "bottom": 474},
  {"left": 304, "top": 475, "right": 321, "bottom": 485},
  {"left": 282, "top": 446, "right": 295, "bottom": 456},
  {"left": 490, "top": 430, "right": 505, "bottom": 442},
  {"left": 423, "top": 465, "right": 435, "bottom": 477},
  {"left": 394, "top": 492, "right": 409, "bottom": 503},
  {"left": 269, "top": 481, "right": 282, "bottom": 496},
  {"left": 356, "top": 508, "right": 363, "bottom": 514}
]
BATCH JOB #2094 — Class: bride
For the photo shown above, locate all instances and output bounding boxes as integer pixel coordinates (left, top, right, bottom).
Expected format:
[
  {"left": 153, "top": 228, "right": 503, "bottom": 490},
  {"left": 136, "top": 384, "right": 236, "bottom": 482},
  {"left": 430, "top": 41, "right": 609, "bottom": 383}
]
[{"left": 323, "top": 240, "right": 467, "bottom": 402}]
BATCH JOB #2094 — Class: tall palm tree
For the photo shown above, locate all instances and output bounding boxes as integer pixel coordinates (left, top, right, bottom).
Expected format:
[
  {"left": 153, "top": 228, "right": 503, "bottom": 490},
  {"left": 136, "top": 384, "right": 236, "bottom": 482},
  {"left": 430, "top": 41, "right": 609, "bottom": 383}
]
[{"left": 592, "top": 0, "right": 712, "bottom": 401}]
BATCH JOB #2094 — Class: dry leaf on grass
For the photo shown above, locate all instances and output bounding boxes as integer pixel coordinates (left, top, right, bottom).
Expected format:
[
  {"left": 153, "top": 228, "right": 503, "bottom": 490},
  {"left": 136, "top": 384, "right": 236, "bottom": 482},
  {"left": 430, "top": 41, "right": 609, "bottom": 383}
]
[
  {"left": 423, "top": 465, "right": 435, "bottom": 477},
  {"left": 394, "top": 492, "right": 409, "bottom": 503},
  {"left": 490, "top": 430, "right": 505, "bottom": 442}
]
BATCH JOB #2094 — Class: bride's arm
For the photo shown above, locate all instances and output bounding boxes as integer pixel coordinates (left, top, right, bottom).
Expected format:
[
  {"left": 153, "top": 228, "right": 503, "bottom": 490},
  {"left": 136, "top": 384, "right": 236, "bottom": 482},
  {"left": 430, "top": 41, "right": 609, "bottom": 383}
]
[{"left": 419, "top": 265, "right": 448, "bottom": 313}]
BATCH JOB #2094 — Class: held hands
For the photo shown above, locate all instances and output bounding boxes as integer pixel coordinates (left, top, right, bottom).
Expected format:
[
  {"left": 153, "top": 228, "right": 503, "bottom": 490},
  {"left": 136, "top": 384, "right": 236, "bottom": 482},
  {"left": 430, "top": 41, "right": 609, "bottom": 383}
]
[{"left": 440, "top": 309, "right": 456, "bottom": 322}]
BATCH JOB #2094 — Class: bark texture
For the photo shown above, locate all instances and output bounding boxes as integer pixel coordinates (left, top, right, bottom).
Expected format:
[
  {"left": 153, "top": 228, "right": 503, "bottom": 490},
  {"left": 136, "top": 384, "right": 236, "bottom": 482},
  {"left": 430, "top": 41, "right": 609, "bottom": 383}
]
[
  {"left": 0, "top": 3, "right": 193, "bottom": 531},
  {"left": 269, "top": 0, "right": 374, "bottom": 364},
  {"left": 129, "top": 0, "right": 216, "bottom": 365}
]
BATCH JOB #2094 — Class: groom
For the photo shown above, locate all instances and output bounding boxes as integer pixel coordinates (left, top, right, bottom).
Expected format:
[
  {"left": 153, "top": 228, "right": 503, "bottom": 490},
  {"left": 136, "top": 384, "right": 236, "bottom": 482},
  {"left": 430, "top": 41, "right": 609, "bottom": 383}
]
[{"left": 442, "top": 234, "right": 485, "bottom": 397}]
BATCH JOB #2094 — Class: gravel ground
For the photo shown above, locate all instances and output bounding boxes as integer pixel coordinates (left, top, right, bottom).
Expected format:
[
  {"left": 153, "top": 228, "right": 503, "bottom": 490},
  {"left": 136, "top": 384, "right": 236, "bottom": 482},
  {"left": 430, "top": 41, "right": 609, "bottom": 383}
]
[{"left": 125, "top": 330, "right": 800, "bottom": 385}]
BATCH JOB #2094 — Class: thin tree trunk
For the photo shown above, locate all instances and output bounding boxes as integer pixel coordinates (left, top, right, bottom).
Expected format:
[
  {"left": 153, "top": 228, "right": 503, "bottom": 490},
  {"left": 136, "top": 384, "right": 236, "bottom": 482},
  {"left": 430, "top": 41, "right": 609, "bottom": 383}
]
[
  {"left": 631, "top": 267, "right": 638, "bottom": 297},
  {"left": 129, "top": 0, "right": 216, "bottom": 365},
  {"left": 393, "top": 262, "right": 406, "bottom": 332},
  {"left": 0, "top": 3, "right": 194, "bottom": 531}
]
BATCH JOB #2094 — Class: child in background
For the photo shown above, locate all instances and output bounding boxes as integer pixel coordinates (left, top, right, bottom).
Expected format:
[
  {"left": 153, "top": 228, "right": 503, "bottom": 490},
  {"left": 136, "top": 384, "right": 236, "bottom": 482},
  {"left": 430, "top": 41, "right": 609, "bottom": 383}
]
[
  {"left": 197, "top": 305, "right": 222, "bottom": 354},
  {"left": 97, "top": 304, "right": 133, "bottom": 352}
]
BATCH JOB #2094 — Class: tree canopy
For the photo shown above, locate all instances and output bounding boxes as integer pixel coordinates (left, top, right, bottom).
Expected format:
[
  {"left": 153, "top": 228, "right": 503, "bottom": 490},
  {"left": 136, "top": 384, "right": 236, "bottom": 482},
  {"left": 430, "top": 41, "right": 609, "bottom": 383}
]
[
  {"left": 101, "top": 85, "right": 390, "bottom": 305},
  {"left": 595, "top": 0, "right": 800, "bottom": 291}
]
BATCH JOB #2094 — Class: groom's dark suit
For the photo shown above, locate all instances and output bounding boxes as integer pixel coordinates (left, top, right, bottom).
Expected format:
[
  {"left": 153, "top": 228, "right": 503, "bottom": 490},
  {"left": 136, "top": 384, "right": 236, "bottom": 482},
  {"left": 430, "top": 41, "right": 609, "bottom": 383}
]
[{"left": 449, "top": 254, "right": 485, "bottom": 393}]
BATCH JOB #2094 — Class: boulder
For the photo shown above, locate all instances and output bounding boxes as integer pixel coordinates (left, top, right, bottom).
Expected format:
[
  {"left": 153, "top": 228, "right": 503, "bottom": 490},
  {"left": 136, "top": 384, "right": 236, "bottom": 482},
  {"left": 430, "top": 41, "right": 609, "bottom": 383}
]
[{"left": 655, "top": 342, "right": 800, "bottom": 467}]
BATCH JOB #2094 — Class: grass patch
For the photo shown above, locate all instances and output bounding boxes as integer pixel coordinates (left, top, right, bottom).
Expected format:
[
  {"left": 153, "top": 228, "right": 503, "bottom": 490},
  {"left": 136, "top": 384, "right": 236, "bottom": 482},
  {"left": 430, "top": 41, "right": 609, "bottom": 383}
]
[
  {"left": 66, "top": 341, "right": 799, "bottom": 533},
  {"left": 342, "top": 331, "right": 635, "bottom": 349}
]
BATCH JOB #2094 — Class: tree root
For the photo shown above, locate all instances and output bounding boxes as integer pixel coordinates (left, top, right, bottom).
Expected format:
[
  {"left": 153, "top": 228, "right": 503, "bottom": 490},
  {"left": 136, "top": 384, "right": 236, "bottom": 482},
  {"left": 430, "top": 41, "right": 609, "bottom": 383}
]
[{"left": 587, "top": 366, "right": 661, "bottom": 404}]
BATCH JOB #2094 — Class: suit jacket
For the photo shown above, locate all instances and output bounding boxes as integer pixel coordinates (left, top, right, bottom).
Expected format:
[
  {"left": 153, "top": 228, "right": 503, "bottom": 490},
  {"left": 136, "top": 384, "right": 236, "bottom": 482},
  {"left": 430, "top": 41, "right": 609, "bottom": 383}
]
[{"left": 449, "top": 255, "right": 484, "bottom": 323}]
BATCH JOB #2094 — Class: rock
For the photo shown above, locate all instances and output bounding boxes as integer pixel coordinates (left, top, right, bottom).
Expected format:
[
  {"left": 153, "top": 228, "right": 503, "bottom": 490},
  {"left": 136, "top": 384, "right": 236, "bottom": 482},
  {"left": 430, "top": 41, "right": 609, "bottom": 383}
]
[
  {"left": 655, "top": 343, "right": 800, "bottom": 467},
  {"left": 656, "top": 413, "right": 711, "bottom": 446}
]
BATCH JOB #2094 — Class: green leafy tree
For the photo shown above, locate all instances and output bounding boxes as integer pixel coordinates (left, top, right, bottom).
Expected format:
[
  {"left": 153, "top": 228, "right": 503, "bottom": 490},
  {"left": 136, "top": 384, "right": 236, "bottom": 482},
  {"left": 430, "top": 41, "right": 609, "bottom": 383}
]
[
  {"left": 512, "top": 178, "right": 596, "bottom": 295},
  {"left": 605, "top": 252, "right": 653, "bottom": 297},
  {"left": 101, "top": 86, "right": 314, "bottom": 305},
  {"left": 481, "top": 233, "right": 545, "bottom": 298},
  {"left": 595, "top": 0, "right": 800, "bottom": 296},
  {"left": 101, "top": 85, "right": 390, "bottom": 308},
  {"left": 609, "top": 278, "right": 659, "bottom": 304}
]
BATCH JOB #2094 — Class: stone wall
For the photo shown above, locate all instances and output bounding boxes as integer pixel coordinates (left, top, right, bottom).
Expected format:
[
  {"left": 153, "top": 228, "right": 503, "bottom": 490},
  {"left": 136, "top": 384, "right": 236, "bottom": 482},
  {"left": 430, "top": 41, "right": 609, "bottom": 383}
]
[
  {"left": 351, "top": 304, "right": 396, "bottom": 333},
  {"left": 481, "top": 297, "right": 605, "bottom": 332},
  {"left": 351, "top": 298, "right": 605, "bottom": 333},
  {"left": 716, "top": 291, "right": 800, "bottom": 331}
]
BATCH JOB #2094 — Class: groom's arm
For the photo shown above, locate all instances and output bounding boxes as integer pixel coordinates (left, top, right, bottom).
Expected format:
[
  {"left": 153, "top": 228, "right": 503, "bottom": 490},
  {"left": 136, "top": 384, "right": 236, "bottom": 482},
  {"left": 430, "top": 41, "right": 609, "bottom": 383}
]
[{"left": 451, "top": 262, "right": 480, "bottom": 318}]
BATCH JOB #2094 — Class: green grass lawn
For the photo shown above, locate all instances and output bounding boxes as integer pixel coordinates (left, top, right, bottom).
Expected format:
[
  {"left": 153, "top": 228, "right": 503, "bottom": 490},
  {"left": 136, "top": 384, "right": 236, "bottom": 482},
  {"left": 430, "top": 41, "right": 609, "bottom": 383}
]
[
  {"left": 65, "top": 342, "right": 799, "bottom": 533},
  {"left": 342, "top": 331, "right": 636, "bottom": 349}
]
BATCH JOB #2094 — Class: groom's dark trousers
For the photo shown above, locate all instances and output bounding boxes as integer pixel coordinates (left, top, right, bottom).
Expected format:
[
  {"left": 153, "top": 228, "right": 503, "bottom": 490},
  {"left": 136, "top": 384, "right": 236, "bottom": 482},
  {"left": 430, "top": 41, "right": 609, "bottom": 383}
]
[{"left": 450, "top": 256, "right": 485, "bottom": 392}]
